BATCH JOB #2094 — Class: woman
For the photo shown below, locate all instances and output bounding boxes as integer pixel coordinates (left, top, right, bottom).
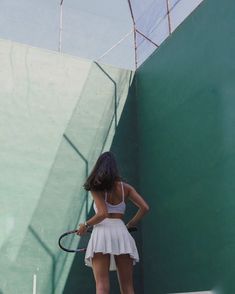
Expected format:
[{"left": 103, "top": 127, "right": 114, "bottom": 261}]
[{"left": 77, "top": 151, "right": 149, "bottom": 294}]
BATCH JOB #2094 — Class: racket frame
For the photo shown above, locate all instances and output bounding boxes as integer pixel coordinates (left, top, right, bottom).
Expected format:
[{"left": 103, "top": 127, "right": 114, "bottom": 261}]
[{"left": 58, "top": 226, "right": 137, "bottom": 253}]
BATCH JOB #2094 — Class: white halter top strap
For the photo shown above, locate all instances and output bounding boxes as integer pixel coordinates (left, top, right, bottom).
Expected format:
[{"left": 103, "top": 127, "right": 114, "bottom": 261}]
[
  {"left": 103, "top": 181, "right": 126, "bottom": 214},
  {"left": 105, "top": 181, "right": 125, "bottom": 202},
  {"left": 121, "top": 181, "right": 124, "bottom": 201}
]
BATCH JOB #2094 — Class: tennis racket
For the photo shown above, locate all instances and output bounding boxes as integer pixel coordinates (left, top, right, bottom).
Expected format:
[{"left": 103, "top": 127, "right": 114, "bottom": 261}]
[{"left": 58, "top": 226, "right": 137, "bottom": 253}]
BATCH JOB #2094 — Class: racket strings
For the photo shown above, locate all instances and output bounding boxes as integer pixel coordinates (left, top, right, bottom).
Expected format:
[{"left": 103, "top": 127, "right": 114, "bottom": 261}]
[{"left": 59, "top": 230, "right": 91, "bottom": 252}]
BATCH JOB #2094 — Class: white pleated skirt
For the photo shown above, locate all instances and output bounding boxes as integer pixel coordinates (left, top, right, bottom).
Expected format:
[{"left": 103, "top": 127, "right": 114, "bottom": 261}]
[{"left": 85, "top": 218, "right": 139, "bottom": 271}]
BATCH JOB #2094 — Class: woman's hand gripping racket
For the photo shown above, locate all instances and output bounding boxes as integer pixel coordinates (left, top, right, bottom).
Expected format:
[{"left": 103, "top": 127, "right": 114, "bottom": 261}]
[{"left": 58, "top": 226, "right": 137, "bottom": 253}]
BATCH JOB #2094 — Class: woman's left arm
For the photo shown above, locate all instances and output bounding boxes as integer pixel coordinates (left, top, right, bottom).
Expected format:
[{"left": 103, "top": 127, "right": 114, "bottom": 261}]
[{"left": 77, "top": 190, "right": 108, "bottom": 235}]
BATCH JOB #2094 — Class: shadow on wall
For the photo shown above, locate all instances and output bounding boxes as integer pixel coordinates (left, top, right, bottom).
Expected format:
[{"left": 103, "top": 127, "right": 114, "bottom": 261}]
[
  {"left": 62, "top": 206, "right": 96, "bottom": 294},
  {"left": 55, "top": 62, "right": 132, "bottom": 293},
  {"left": 0, "top": 61, "right": 132, "bottom": 294},
  {"left": 28, "top": 62, "right": 130, "bottom": 293},
  {"left": 63, "top": 75, "right": 144, "bottom": 294}
]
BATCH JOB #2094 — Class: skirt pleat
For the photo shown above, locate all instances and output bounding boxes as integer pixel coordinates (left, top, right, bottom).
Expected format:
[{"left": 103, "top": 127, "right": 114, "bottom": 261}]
[{"left": 85, "top": 218, "right": 139, "bottom": 271}]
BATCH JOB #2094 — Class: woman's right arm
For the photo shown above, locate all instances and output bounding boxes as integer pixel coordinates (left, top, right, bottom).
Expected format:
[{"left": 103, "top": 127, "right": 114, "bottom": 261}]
[
  {"left": 125, "top": 184, "right": 150, "bottom": 228},
  {"left": 85, "top": 191, "right": 109, "bottom": 226}
]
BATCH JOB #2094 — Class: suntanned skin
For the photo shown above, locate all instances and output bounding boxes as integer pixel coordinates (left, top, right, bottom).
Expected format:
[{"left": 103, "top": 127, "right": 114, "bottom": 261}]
[
  {"left": 77, "top": 181, "right": 149, "bottom": 294},
  {"left": 77, "top": 181, "right": 149, "bottom": 234}
]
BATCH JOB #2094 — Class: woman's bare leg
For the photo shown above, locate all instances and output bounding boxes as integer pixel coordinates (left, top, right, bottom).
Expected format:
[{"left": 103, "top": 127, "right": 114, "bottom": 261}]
[
  {"left": 114, "top": 254, "right": 134, "bottom": 294},
  {"left": 92, "top": 253, "right": 110, "bottom": 294}
]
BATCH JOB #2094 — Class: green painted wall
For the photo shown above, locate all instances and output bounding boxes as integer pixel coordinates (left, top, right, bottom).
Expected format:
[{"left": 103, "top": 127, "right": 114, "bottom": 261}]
[
  {"left": 2, "top": 0, "right": 235, "bottom": 293},
  {"left": 111, "top": 80, "right": 144, "bottom": 294},
  {"left": 136, "top": 0, "right": 235, "bottom": 293}
]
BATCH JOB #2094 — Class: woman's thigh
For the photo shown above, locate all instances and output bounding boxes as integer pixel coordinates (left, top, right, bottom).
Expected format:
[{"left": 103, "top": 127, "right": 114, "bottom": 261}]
[
  {"left": 92, "top": 253, "right": 110, "bottom": 283},
  {"left": 114, "top": 254, "right": 134, "bottom": 289}
]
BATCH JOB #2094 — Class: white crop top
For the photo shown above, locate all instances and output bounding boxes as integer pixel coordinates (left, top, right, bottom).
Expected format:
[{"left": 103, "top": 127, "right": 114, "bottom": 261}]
[{"left": 93, "top": 181, "right": 126, "bottom": 214}]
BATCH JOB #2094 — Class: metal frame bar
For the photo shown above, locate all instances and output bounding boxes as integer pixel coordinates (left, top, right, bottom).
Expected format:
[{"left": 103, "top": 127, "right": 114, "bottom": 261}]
[
  {"left": 127, "top": 0, "right": 138, "bottom": 69},
  {"left": 59, "top": 0, "right": 187, "bottom": 68},
  {"left": 96, "top": 29, "right": 133, "bottom": 61},
  {"left": 127, "top": 0, "right": 162, "bottom": 68},
  {"left": 59, "top": 0, "right": 64, "bottom": 52},
  {"left": 136, "top": 29, "right": 159, "bottom": 47},
  {"left": 166, "top": 0, "right": 172, "bottom": 35}
]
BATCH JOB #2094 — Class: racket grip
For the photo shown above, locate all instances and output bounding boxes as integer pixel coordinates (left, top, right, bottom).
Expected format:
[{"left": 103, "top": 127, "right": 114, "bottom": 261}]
[
  {"left": 87, "top": 227, "right": 93, "bottom": 233},
  {"left": 127, "top": 226, "right": 137, "bottom": 232}
]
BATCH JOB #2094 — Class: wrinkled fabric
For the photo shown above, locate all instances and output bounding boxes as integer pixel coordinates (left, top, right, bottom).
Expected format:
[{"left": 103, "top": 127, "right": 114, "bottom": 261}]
[{"left": 85, "top": 218, "right": 139, "bottom": 271}]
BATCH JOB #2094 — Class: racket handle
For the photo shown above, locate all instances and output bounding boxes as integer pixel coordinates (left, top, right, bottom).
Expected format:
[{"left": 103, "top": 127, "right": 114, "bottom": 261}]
[
  {"left": 87, "top": 227, "right": 93, "bottom": 233},
  {"left": 63, "top": 229, "right": 78, "bottom": 236},
  {"left": 127, "top": 226, "right": 137, "bottom": 232}
]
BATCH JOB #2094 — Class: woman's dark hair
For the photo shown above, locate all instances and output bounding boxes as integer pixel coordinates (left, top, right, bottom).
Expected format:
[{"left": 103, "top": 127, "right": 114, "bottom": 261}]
[{"left": 83, "top": 151, "right": 121, "bottom": 191}]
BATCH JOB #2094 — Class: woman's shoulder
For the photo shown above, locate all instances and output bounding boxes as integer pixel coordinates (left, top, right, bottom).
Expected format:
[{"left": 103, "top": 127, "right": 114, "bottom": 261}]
[{"left": 120, "top": 181, "right": 136, "bottom": 195}]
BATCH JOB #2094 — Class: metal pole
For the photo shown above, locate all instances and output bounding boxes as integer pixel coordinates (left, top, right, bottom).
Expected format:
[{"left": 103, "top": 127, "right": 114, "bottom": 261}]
[
  {"left": 127, "top": 0, "right": 138, "bottom": 69},
  {"left": 136, "top": 29, "right": 159, "bottom": 47},
  {"left": 59, "top": 0, "right": 64, "bottom": 52},
  {"left": 166, "top": 0, "right": 172, "bottom": 35}
]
